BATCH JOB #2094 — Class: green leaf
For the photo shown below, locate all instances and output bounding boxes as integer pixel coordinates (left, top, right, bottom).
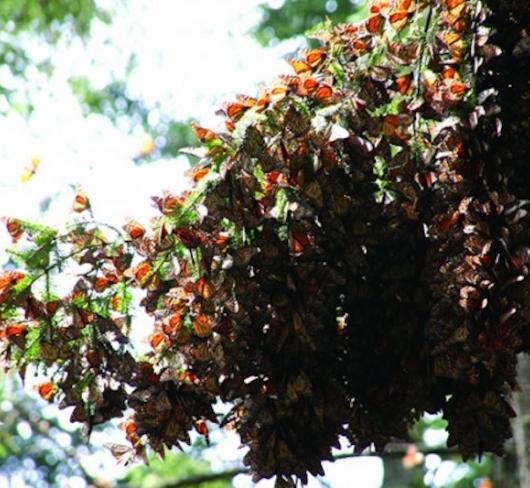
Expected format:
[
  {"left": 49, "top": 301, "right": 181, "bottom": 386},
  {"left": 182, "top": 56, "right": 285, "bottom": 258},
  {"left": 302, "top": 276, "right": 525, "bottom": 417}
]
[{"left": 272, "top": 188, "right": 290, "bottom": 223}]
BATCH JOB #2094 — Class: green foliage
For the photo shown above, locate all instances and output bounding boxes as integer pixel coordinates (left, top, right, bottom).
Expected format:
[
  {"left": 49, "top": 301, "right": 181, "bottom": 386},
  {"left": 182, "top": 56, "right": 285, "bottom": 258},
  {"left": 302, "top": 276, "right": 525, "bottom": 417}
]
[
  {"left": 0, "top": 0, "right": 108, "bottom": 38},
  {"left": 254, "top": 0, "right": 368, "bottom": 44},
  {"left": 0, "top": 0, "right": 109, "bottom": 113},
  {"left": 0, "top": 376, "right": 94, "bottom": 487},
  {"left": 118, "top": 451, "right": 232, "bottom": 488},
  {"left": 69, "top": 76, "right": 198, "bottom": 160}
]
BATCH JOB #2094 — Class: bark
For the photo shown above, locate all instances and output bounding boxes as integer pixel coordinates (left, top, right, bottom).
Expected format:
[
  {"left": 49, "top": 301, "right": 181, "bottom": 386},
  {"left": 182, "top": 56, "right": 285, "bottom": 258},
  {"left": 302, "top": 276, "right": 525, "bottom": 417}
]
[{"left": 512, "top": 355, "right": 530, "bottom": 488}]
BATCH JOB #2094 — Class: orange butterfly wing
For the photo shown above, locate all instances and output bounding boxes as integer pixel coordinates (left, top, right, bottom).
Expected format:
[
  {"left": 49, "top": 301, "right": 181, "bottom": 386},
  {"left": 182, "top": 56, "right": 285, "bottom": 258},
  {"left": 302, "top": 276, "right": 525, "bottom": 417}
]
[
  {"left": 288, "top": 58, "right": 312, "bottom": 74},
  {"left": 314, "top": 85, "right": 333, "bottom": 104}
]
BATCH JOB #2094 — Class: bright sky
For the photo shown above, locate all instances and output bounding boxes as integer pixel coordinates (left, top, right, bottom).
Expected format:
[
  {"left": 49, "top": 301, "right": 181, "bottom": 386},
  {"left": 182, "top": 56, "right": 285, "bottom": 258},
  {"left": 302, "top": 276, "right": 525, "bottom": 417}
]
[{"left": 0, "top": 1, "right": 452, "bottom": 486}]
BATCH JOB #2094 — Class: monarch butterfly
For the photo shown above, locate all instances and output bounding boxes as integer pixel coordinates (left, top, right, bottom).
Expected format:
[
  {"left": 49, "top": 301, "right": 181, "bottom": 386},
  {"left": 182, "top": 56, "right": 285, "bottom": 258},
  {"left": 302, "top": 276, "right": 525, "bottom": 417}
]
[
  {"left": 104, "top": 442, "right": 145, "bottom": 465},
  {"left": 151, "top": 192, "right": 185, "bottom": 215},
  {"left": 287, "top": 58, "right": 312, "bottom": 75},
  {"left": 389, "top": 11, "right": 410, "bottom": 30},
  {"left": 396, "top": 74, "right": 412, "bottom": 95},
  {"left": 138, "top": 135, "right": 156, "bottom": 157},
  {"left": 301, "top": 48, "right": 326, "bottom": 68},
  {"left": 3, "top": 323, "right": 27, "bottom": 338},
  {"left": 73, "top": 188, "right": 90, "bottom": 213},
  {"left": 176, "top": 228, "right": 207, "bottom": 248},
  {"left": 195, "top": 419, "right": 210, "bottom": 444},
  {"left": 302, "top": 76, "right": 319, "bottom": 94},
  {"left": 162, "top": 313, "right": 183, "bottom": 335},
  {"left": 269, "top": 84, "right": 289, "bottom": 103},
  {"left": 446, "top": 0, "right": 465, "bottom": 8},
  {"left": 187, "top": 164, "right": 210, "bottom": 183},
  {"left": 289, "top": 231, "right": 312, "bottom": 254},
  {"left": 149, "top": 330, "right": 168, "bottom": 350},
  {"left": 191, "top": 123, "right": 218, "bottom": 143},
  {"left": 398, "top": 0, "right": 414, "bottom": 10},
  {"left": 436, "top": 210, "right": 460, "bottom": 232},
  {"left": 221, "top": 101, "right": 249, "bottom": 122},
  {"left": 36, "top": 381, "right": 55, "bottom": 401},
  {"left": 0, "top": 271, "right": 25, "bottom": 296},
  {"left": 4, "top": 217, "right": 24, "bottom": 242},
  {"left": 235, "top": 94, "right": 258, "bottom": 108},
  {"left": 193, "top": 315, "right": 212, "bottom": 338},
  {"left": 352, "top": 39, "right": 369, "bottom": 53},
  {"left": 133, "top": 262, "right": 151, "bottom": 282},
  {"left": 366, "top": 14, "right": 384, "bottom": 34},
  {"left": 94, "top": 275, "right": 118, "bottom": 293},
  {"left": 195, "top": 277, "right": 213, "bottom": 299},
  {"left": 20, "top": 156, "right": 40, "bottom": 183},
  {"left": 314, "top": 84, "right": 333, "bottom": 104},
  {"left": 124, "top": 220, "right": 145, "bottom": 240}
]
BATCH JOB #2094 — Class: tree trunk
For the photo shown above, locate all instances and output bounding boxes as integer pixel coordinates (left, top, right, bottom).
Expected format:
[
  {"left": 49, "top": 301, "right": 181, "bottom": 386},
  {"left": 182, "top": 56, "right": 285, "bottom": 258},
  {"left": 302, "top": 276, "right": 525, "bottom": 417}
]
[{"left": 511, "top": 355, "right": 530, "bottom": 488}]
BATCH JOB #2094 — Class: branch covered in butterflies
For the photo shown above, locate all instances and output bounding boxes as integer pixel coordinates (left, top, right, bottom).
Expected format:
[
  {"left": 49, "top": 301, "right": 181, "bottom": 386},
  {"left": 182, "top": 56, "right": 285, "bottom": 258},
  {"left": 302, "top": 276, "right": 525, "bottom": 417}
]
[{"left": 1, "top": 0, "right": 530, "bottom": 486}]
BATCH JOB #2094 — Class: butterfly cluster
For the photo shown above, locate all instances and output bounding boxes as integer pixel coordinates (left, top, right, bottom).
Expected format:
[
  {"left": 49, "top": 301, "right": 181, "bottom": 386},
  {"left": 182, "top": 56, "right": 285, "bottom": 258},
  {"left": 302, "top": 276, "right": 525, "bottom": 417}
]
[{"left": 1, "top": 0, "right": 529, "bottom": 485}]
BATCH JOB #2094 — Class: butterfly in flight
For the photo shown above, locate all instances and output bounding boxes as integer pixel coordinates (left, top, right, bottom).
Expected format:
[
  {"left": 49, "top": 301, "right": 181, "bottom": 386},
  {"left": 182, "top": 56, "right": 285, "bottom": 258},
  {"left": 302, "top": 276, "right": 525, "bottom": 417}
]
[{"left": 20, "top": 156, "right": 41, "bottom": 183}]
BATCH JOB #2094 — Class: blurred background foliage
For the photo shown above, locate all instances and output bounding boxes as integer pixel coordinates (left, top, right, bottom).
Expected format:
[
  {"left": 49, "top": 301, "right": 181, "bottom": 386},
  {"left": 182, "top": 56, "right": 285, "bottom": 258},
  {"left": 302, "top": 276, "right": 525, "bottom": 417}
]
[
  {"left": 0, "top": 0, "right": 519, "bottom": 486},
  {"left": 117, "top": 450, "right": 232, "bottom": 488},
  {"left": 0, "top": 375, "right": 96, "bottom": 487},
  {"left": 0, "top": 0, "right": 110, "bottom": 112},
  {"left": 253, "top": 0, "right": 368, "bottom": 45}
]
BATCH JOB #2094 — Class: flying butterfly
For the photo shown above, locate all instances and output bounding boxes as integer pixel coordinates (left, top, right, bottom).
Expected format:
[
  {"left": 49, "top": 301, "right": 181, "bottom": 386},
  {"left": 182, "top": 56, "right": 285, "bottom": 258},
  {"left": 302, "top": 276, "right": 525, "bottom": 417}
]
[
  {"left": 20, "top": 156, "right": 41, "bottom": 183},
  {"left": 138, "top": 135, "right": 156, "bottom": 157}
]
